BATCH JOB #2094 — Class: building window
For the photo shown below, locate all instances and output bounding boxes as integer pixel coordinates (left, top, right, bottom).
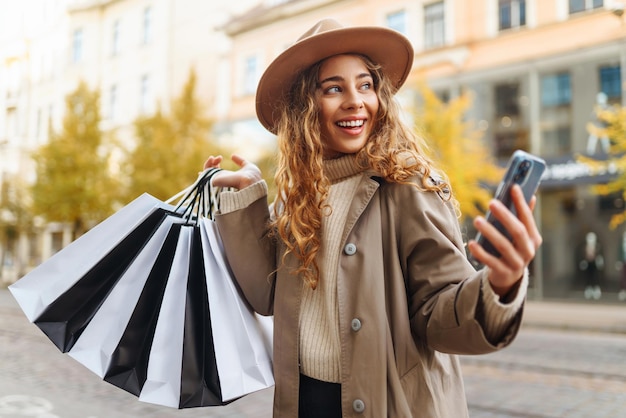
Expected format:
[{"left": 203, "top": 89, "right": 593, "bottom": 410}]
[
  {"left": 140, "top": 74, "right": 150, "bottom": 113},
  {"left": 112, "top": 20, "right": 120, "bottom": 56},
  {"left": 499, "top": 0, "right": 526, "bottom": 30},
  {"left": 494, "top": 82, "right": 527, "bottom": 157},
  {"left": 72, "top": 28, "right": 83, "bottom": 63},
  {"left": 5, "top": 108, "right": 17, "bottom": 139},
  {"left": 109, "top": 84, "right": 117, "bottom": 120},
  {"left": 495, "top": 83, "right": 520, "bottom": 116},
  {"left": 143, "top": 7, "right": 152, "bottom": 44},
  {"left": 569, "top": 0, "right": 603, "bottom": 14},
  {"left": 541, "top": 73, "right": 572, "bottom": 107},
  {"left": 6, "top": 60, "right": 20, "bottom": 98},
  {"left": 242, "top": 55, "right": 259, "bottom": 95},
  {"left": 541, "top": 72, "right": 572, "bottom": 157},
  {"left": 424, "top": 2, "right": 445, "bottom": 49},
  {"left": 542, "top": 127, "right": 571, "bottom": 156},
  {"left": 599, "top": 65, "right": 622, "bottom": 103},
  {"left": 386, "top": 10, "right": 407, "bottom": 34}
]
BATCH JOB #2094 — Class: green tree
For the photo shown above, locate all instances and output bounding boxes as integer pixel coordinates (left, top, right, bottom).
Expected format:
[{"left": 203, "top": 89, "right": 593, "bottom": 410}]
[
  {"left": 31, "top": 81, "right": 119, "bottom": 238},
  {"left": 123, "top": 70, "right": 232, "bottom": 202},
  {"left": 580, "top": 104, "right": 626, "bottom": 228},
  {"left": 414, "top": 86, "right": 502, "bottom": 220}
]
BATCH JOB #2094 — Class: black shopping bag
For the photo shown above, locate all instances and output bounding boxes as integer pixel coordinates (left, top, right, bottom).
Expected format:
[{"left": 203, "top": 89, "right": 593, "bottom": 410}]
[
  {"left": 9, "top": 193, "right": 172, "bottom": 336},
  {"left": 9, "top": 169, "right": 274, "bottom": 409}
]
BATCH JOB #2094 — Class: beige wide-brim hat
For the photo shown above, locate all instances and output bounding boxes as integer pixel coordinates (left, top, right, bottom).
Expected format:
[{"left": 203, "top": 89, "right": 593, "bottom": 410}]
[{"left": 255, "top": 18, "right": 415, "bottom": 134}]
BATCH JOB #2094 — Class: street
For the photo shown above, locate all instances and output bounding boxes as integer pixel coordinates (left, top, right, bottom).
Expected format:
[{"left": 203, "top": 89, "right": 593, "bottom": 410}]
[{"left": 1, "top": 288, "right": 625, "bottom": 418}]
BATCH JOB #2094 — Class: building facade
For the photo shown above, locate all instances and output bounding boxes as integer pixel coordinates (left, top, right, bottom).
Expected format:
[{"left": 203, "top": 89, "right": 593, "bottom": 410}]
[
  {"left": 219, "top": 0, "right": 626, "bottom": 302},
  {"left": 1, "top": 0, "right": 625, "bottom": 302},
  {"left": 0, "top": 0, "right": 258, "bottom": 282}
]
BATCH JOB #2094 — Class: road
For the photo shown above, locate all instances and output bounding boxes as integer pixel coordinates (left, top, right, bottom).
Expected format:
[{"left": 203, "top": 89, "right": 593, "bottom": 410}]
[{"left": 1, "top": 288, "right": 625, "bottom": 417}]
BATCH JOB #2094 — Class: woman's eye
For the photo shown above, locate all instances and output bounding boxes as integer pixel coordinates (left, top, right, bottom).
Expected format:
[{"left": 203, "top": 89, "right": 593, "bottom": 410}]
[
  {"left": 361, "top": 82, "right": 372, "bottom": 90},
  {"left": 326, "top": 86, "right": 341, "bottom": 94}
]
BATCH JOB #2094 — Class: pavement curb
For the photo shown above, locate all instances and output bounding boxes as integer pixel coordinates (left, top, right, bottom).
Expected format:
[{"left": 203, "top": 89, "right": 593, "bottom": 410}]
[{"left": 523, "top": 300, "right": 626, "bottom": 335}]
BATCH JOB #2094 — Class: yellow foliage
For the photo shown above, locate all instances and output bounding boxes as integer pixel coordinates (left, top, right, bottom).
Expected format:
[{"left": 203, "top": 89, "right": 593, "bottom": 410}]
[
  {"left": 414, "top": 84, "right": 502, "bottom": 220},
  {"left": 123, "top": 69, "right": 233, "bottom": 202},
  {"left": 579, "top": 105, "right": 626, "bottom": 229},
  {"left": 31, "top": 81, "right": 120, "bottom": 236}
]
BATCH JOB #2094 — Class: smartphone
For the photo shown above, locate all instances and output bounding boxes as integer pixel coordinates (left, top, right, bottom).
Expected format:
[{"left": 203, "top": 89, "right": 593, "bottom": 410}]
[{"left": 474, "top": 150, "right": 546, "bottom": 259}]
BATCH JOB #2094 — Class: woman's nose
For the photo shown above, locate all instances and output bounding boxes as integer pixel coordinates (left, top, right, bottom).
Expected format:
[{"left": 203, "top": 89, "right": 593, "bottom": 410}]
[{"left": 342, "top": 88, "right": 364, "bottom": 109}]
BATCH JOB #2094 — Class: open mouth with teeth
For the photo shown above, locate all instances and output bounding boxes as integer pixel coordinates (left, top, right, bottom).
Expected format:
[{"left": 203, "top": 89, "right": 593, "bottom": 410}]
[{"left": 336, "top": 119, "right": 365, "bottom": 129}]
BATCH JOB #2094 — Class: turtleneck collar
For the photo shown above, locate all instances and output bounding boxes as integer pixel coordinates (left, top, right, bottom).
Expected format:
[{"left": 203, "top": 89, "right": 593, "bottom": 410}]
[{"left": 323, "top": 154, "right": 366, "bottom": 183}]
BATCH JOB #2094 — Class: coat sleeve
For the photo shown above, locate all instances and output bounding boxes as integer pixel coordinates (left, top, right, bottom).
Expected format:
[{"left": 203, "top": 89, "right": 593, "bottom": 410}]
[
  {"left": 214, "top": 183, "right": 277, "bottom": 316},
  {"left": 396, "top": 184, "right": 524, "bottom": 355}
]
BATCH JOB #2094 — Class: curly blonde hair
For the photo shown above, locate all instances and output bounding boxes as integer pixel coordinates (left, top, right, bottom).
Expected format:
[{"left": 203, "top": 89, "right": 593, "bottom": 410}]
[{"left": 271, "top": 54, "right": 450, "bottom": 289}]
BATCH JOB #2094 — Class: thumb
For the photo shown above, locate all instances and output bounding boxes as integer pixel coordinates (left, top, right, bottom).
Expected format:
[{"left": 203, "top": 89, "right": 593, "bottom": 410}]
[
  {"left": 231, "top": 154, "right": 248, "bottom": 168},
  {"left": 211, "top": 170, "right": 237, "bottom": 188}
]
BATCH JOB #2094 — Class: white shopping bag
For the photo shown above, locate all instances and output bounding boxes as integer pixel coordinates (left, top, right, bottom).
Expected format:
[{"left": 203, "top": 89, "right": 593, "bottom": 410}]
[
  {"left": 201, "top": 218, "right": 274, "bottom": 402},
  {"left": 8, "top": 168, "right": 274, "bottom": 409}
]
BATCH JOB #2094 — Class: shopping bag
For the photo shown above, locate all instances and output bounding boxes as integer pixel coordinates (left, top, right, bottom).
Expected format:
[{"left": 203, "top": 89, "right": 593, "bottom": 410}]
[
  {"left": 102, "top": 222, "right": 186, "bottom": 397},
  {"left": 139, "top": 223, "right": 223, "bottom": 408},
  {"left": 9, "top": 193, "right": 172, "bottom": 351},
  {"left": 67, "top": 215, "right": 186, "bottom": 378},
  {"left": 199, "top": 218, "right": 273, "bottom": 403},
  {"left": 8, "top": 168, "right": 274, "bottom": 409}
]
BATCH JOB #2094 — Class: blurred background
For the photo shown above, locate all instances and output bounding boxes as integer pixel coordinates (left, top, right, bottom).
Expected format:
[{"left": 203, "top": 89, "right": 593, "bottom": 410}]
[{"left": 1, "top": 0, "right": 626, "bottom": 307}]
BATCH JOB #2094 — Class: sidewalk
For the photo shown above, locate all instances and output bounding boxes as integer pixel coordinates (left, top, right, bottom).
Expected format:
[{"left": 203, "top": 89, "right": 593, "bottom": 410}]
[
  {"left": 523, "top": 299, "right": 626, "bottom": 334},
  {"left": 2, "top": 286, "right": 625, "bottom": 334}
]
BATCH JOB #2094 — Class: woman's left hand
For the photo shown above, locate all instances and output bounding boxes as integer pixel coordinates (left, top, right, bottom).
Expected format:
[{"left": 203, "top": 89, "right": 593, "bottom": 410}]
[{"left": 467, "top": 184, "right": 543, "bottom": 298}]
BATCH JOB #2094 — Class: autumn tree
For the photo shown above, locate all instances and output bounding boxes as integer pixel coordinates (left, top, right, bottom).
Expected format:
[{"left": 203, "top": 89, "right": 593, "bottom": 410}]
[
  {"left": 580, "top": 104, "right": 626, "bottom": 228},
  {"left": 31, "top": 81, "right": 119, "bottom": 238},
  {"left": 123, "top": 69, "right": 233, "bottom": 202},
  {"left": 0, "top": 174, "right": 32, "bottom": 276},
  {"left": 414, "top": 86, "right": 502, "bottom": 220}
]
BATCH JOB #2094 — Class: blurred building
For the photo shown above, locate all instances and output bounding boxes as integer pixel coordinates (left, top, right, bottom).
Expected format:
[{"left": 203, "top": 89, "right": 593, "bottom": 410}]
[
  {"left": 218, "top": 0, "right": 626, "bottom": 302},
  {"left": 0, "top": 0, "right": 258, "bottom": 282},
  {"left": 1, "top": 0, "right": 625, "bottom": 303}
]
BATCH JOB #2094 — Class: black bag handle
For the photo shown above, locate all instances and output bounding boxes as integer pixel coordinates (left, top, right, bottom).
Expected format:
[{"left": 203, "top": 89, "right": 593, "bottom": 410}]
[{"left": 170, "top": 168, "right": 223, "bottom": 225}]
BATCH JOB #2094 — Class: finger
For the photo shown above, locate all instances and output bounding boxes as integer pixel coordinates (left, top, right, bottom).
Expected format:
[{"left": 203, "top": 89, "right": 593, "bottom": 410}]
[
  {"left": 477, "top": 202, "right": 531, "bottom": 271},
  {"left": 467, "top": 236, "right": 518, "bottom": 286},
  {"left": 231, "top": 154, "right": 248, "bottom": 168},
  {"left": 211, "top": 170, "right": 239, "bottom": 188},
  {"left": 203, "top": 155, "right": 223, "bottom": 169},
  {"left": 511, "top": 186, "right": 542, "bottom": 250},
  {"left": 469, "top": 229, "right": 526, "bottom": 290},
  {"left": 473, "top": 213, "right": 516, "bottom": 260},
  {"left": 467, "top": 231, "right": 501, "bottom": 267}
]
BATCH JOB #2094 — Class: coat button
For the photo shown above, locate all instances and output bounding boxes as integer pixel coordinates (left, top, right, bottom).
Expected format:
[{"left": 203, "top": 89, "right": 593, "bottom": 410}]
[
  {"left": 351, "top": 318, "right": 362, "bottom": 332},
  {"left": 344, "top": 243, "right": 357, "bottom": 255},
  {"left": 352, "top": 399, "right": 365, "bottom": 413}
]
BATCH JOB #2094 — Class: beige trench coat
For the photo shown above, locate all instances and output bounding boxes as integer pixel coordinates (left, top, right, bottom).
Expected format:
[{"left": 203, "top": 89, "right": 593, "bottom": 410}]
[{"left": 215, "top": 174, "right": 523, "bottom": 418}]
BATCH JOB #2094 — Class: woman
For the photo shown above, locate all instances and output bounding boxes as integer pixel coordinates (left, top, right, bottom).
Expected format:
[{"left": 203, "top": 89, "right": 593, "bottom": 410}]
[{"left": 206, "top": 19, "right": 541, "bottom": 418}]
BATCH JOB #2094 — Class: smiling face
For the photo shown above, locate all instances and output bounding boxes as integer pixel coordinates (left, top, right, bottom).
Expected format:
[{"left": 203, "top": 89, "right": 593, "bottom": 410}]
[{"left": 316, "top": 54, "right": 379, "bottom": 159}]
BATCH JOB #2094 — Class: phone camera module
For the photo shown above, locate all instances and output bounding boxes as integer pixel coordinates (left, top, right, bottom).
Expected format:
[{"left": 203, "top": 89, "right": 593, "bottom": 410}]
[{"left": 514, "top": 160, "right": 531, "bottom": 183}]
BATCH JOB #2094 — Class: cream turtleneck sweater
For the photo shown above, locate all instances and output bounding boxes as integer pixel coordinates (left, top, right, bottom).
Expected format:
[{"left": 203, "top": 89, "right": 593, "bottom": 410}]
[
  {"left": 218, "top": 155, "right": 527, "bottom": 384},
  {"left": 298, "top": 156, "right": 364, "bottom": 383}
]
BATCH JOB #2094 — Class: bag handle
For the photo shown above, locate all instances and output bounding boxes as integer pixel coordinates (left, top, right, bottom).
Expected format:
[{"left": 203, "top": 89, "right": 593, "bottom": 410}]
[{"left": 166, "top": 168, "right": 224, "bottom": 224}]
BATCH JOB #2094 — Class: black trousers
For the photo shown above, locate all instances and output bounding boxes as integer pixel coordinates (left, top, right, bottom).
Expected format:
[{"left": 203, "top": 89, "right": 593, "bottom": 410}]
[{"left": 298, "top": 374, "right": 342, "bottom": 418}]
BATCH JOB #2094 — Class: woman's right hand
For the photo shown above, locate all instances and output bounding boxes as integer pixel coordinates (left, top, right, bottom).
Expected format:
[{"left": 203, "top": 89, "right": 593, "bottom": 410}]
[{"left": 203, "top": 154, "right": 263, "bottom": 190}]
